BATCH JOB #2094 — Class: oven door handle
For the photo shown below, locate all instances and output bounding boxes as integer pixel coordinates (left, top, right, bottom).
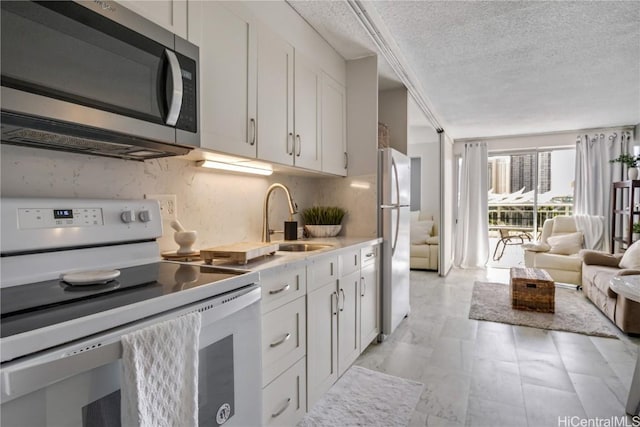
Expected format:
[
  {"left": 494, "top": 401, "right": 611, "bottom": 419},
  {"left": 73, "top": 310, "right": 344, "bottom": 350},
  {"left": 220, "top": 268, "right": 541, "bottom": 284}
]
[{"left": 2, "top": 340, "right": 122, "bottom": 402}]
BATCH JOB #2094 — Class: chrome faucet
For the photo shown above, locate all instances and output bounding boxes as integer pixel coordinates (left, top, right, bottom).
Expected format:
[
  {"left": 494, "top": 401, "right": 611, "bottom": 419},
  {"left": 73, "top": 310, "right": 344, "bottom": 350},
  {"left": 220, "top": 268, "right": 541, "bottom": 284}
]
[{"left": 262, "top": 183, "right": 298, "bottom": 242}]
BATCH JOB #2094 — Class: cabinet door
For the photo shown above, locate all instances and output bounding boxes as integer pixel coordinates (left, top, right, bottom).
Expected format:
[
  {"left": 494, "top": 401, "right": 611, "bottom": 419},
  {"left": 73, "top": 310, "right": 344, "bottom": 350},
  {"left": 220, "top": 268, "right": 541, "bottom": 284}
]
[
  {"left": 118, "top": 0, "right": 187, "bottom": 39},
  {"left": 321, "top": 73, "right": 347, "bottom": 176},
  {"left": 360, "top": 262, "right": 379, "bottom": 350},
  {"left": 293, "top": 53, "right": 321, "bottom": 171},
  {"left": 190, "top": 2, "right": 257, "bottom": 158},
  {"left": 262, "top": 297, "right": 306, "bottom": 386},
  {"left": 338, "top": 271, "right": 360, "bottom": 376},
  {"left": 262, "top": 357, "right": 306, "bottom": 427},
  {"left": 257, "top": 25, "right": 294, "bottom": 166},
  {"left": 306, "top": 281, "right": 338, "bottom": 409}
]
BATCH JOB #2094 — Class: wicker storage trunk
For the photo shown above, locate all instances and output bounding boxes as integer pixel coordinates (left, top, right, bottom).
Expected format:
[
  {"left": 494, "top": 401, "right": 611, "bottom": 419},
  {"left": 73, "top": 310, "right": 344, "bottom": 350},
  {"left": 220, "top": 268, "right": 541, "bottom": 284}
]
[{"left": 510, "top": 267, "right": 555, "bottom": 313}]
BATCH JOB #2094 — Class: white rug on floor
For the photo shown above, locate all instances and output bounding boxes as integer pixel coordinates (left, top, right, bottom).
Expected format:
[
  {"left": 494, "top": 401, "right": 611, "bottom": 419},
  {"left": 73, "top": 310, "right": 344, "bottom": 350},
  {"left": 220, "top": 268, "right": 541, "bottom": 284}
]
[
  {"left": 469, "top": 281, "right": 619, "bottom": 338},
  {"left": 298, "top": 366, "right": 424, "bottom": 427}
]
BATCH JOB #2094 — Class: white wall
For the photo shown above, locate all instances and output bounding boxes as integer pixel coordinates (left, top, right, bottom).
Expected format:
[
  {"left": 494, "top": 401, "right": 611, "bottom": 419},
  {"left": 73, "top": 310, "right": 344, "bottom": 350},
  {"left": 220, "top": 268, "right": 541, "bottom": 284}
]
[
  {"left": 407, "top": 142, "right": 440, "bottom": 221},
  {"left": 1, "top": 145, "right": 375, "bottom": 251},
  {"left": 378, "top": 88, "right": 408, "bottom": 154}
]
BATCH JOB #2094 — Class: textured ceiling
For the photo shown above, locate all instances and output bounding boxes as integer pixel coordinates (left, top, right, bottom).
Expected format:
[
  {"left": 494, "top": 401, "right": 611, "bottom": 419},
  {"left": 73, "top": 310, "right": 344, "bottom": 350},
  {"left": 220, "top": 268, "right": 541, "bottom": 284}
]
[{"left": 289, "top": 1, "right": 640, "bottom": 139}]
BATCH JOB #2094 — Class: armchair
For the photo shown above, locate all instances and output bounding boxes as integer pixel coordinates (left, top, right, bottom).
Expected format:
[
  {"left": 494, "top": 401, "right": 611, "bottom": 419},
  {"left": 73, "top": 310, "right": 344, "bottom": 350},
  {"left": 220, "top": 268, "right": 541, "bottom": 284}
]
[{"left": 523, "top": 216, "right": 583, "bottom": 285}]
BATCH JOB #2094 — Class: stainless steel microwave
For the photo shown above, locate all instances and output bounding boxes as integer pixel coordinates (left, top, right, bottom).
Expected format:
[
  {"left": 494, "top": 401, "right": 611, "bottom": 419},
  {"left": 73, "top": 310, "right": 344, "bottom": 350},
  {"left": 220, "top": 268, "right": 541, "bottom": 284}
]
[{"left": 0, "top": 1, "right": 199, "bottom": 161}]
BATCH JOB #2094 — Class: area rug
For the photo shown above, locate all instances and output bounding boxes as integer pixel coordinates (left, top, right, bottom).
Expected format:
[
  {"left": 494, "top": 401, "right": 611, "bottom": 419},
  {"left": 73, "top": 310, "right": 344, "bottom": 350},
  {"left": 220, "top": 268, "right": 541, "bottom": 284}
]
[
  {"left": 469, "top": 281, "right": 618, "bottom": 338},
  {"left": 298, "top": 366, "right": 424, "bottom": 427}
]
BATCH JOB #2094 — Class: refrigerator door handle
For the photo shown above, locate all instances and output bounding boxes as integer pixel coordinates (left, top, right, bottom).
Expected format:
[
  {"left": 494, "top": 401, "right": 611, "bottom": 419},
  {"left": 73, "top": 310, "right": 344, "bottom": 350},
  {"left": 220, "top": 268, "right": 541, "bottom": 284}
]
[
  {"left": 391, "top": 205, "right": 400, "bottom": 256},
  {"left": 391, "top": 157, "right": 400, "bottom": 207}
]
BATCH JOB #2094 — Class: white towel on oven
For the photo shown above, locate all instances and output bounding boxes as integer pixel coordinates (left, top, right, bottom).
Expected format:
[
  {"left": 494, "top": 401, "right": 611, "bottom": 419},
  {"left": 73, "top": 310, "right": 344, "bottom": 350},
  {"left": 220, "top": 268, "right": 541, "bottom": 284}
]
[{"left": 121, "top": 312, "right": 202, "bottom": 427}]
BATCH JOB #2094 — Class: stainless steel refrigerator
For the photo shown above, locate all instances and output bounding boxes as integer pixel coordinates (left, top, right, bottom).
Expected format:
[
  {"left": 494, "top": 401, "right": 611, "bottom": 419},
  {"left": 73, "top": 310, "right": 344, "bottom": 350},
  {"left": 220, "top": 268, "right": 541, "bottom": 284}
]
[{"left": 379, "top": 147, "right": 411, "bottom": 339}]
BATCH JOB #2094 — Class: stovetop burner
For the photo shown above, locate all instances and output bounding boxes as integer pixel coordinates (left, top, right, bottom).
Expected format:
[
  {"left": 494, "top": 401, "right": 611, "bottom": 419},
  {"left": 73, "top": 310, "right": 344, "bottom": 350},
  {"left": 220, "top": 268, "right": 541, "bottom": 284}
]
[{"left": 1, "top": 262, "right": 248, "bottom": 339}]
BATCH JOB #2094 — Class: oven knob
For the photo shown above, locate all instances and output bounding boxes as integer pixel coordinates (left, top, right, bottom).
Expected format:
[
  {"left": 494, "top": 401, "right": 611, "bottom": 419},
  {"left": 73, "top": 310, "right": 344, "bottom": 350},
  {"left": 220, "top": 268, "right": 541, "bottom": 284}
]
[
  {"left": 120, "top": 210, "right": 136, "bottom": 224},
  {"left": 138, "top": 210, "right": 152, "bottom": 222}
]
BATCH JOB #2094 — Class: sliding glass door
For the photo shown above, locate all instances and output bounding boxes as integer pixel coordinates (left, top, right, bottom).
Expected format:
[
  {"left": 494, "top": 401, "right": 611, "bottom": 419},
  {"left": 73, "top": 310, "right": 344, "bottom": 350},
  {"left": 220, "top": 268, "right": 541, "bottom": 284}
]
[{"left": 487, "top": 148, "right": 575, "bottom": 266}]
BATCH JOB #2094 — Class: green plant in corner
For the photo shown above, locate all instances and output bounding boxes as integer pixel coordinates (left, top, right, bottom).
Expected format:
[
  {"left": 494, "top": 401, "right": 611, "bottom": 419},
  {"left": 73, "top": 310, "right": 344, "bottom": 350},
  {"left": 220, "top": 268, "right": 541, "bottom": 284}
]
[
  {"left": 609, "top": 153, "right": 639, "bottom": 168},
  {"left": 301, "top": 206, "right": 346, "bottom": 225},
  {"left": 633, "top": 223, "right": 640, "bottom": 234}
]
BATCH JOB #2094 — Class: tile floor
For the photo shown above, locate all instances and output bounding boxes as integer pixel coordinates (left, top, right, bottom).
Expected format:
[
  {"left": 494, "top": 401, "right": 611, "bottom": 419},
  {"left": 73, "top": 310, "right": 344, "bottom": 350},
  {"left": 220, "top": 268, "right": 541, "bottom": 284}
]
[{"left": 354, "top": 267, "right": 639, "bottom": 427}]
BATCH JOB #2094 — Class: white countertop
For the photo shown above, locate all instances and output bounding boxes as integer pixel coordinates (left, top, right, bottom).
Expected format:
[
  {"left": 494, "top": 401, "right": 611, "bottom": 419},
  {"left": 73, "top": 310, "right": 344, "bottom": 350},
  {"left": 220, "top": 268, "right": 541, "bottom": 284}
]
[
  {"left": 193, "top": 237, "right": 382, "bottom": 274},
  {"left": 611, "top": 275, "right": 640, "bottom": 303}
]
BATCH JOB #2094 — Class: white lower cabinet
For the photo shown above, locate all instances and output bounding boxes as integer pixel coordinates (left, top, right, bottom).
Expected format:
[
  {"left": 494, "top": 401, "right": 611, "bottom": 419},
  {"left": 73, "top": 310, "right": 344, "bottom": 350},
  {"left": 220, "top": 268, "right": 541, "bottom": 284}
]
[
  {"left": 360, "top": 245, "right": 380, "bottom": 349},
  {"left": 262, "top": 357, "right": 307, "bottom": 426},
  {"left": 261, "top": 266, "right": 307, "bottom": 425},
  {"left": 337, "top": 270, "right": 361, "bottom": 376}
]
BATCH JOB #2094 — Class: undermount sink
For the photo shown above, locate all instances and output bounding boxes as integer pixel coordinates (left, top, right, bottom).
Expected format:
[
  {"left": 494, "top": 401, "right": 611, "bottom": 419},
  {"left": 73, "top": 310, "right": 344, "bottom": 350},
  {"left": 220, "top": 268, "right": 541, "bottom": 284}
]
[{"left": 278, "top": 243, "right": 333, "bottom": 252}]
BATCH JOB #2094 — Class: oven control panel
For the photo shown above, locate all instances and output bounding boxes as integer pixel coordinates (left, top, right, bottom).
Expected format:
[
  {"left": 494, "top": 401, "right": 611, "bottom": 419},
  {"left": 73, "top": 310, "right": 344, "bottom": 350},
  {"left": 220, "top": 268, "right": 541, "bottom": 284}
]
[
  {"left": 1, "top": 198, "right": 163, "bottom": 254},
  {"left": 18, "top": 207, "right": 104, "bottom": 229}
]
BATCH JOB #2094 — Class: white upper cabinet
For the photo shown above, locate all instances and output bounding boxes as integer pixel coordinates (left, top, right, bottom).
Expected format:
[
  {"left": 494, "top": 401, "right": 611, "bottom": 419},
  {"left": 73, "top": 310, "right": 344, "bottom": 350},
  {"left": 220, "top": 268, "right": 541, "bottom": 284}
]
[
  {"left": 322, "top": 73, "right": 347, "bottom": 176},
  {"left": 293, "top": 53, "right": 321, "bottom": 171},
  {"left": 257, "top": 26, "right": 321, "bottom": 171},
  {"left": 256, "top": 25, "right": 294, "bottom": 166},
  {"left": 117, "top": 0, "right": 187, "bottom": 39},
  {"left": 188, "top": 2, "right": 258, "bottom": 158}
]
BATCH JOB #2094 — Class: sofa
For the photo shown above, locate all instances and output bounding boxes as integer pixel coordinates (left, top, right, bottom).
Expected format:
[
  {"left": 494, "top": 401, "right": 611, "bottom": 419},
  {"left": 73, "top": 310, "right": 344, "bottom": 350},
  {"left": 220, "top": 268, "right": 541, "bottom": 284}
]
[
  {"left": 523, "top": 216, "right": 583, "bottom": 285},
  {"left": 410, "top": 212, "right": 439, "bottom": 270},
  {"left": 581, "top": 246, "right": 640, "bottom": 334}
]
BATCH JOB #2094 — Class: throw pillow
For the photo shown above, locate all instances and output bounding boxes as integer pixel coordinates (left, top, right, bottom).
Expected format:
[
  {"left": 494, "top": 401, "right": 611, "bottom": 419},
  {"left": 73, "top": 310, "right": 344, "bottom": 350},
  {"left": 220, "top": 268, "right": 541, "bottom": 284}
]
[
  {"left": 410, "top": 220, "right": 433, "bottom": 244},
  {"left": 620, "top": 240, "right": 640, "bottom": 269},
  {"left": 547, "top": 232, "right": 583, "bottom": 255}
]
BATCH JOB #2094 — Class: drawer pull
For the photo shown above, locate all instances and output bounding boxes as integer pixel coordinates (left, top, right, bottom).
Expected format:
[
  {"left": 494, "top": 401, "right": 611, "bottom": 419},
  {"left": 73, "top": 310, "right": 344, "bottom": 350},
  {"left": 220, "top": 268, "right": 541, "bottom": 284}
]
[
  {"left": 270, "top": 333, "right": 291, "bottom": 348},
  {"left": 365, "top": 252, "right": 374, "bottom": 258},
  {"left": 269, "top": 284, "right": 290, "bottom": 295},
  {"left": 271, "top": 398, "right": 291, "bottom": 418}
]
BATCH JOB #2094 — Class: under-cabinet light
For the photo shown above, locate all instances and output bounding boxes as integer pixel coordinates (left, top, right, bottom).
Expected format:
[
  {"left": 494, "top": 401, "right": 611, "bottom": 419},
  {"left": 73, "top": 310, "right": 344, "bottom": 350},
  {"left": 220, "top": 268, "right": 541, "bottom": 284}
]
[{"left": 196, "top": 160, "right": 273, "bottom": 176}]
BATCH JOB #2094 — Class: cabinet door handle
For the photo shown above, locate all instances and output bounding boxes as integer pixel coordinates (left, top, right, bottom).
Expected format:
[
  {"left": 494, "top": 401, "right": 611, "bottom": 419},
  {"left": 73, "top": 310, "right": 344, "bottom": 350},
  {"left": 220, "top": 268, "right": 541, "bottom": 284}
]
[
  {"left": 339, "top": 288, "right": 345, "bottom": 311},
  {"left": 287, "top": 132, "right": 294, "bottom": 155},
  {"left": 270, "top": 332, "right": 291, "bottom": 348},
  {"left": 361, "top": 276, "right": 366, "bottom": 297},
  {"left": 269, "top": 284, "right": 290, "bottom": 295},
  {"left": 249, "top": 118, "right": 256, "bottom": 146},
  {"left": 330, "top": 262, "right": 334, "bottom": 276},
  {"left": 332, "top": 291, "right": 338, "bottom": 316},
  {"left": 344, "top": 152, "right": 348, "bottom": 169},
  {"left": 271, "top": 398, "right": 291, "bottom": 418},
  {"left": 295, "top": 134, "right": 301, "bottom": 157}
]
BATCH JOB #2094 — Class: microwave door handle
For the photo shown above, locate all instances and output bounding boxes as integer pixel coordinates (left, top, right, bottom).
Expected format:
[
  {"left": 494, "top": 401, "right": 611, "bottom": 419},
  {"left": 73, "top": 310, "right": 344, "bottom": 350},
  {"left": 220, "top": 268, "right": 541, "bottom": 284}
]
[{"left": 164, "top": 49, "right": 183, "bottom": 126}]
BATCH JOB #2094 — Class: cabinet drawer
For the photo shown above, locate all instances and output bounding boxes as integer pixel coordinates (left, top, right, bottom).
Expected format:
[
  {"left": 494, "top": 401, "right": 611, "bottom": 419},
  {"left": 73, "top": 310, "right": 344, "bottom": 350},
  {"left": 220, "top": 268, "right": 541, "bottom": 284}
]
[
  {"left": 307, "top": 255, "right": 338, "bottom": 292},
  {"left": 262, "top": 296, "right": 306, "bottom": 386},
  {"left": 361, "top": 245, "right": 378, "bottom": 267},
  {"left": 339, "top": 248, "right": 360, "bottom": 277},
  {"left": 261, "top": 264, "right": 306, "bottom": 313},
  {"left": 263, "top": 357, "right": 307, "bottom": 427}
]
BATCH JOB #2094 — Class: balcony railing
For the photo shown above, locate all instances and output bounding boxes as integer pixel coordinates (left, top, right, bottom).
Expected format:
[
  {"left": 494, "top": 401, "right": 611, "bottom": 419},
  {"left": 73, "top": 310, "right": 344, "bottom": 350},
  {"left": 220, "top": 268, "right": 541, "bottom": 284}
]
[{"left": 488, "top": 203, "right": 573, "bottom": 231}]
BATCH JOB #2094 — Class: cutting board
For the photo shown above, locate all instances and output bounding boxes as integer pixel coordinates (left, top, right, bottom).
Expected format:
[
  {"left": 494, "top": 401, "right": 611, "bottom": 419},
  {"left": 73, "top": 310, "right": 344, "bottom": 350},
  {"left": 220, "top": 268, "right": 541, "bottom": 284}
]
[{"left": 200, "top": 242, "right": 278, "bottom": 265}]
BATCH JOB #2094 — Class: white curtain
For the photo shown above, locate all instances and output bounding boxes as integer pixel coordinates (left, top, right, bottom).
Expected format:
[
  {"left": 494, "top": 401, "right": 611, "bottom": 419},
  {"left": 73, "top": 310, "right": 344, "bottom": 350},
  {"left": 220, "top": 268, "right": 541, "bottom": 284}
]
[
  {"left": 454, "top": 142, "right": 489, "bottom": 268},
  {"left": 574, "top": 132, "right": 627, "bottom": 252}
]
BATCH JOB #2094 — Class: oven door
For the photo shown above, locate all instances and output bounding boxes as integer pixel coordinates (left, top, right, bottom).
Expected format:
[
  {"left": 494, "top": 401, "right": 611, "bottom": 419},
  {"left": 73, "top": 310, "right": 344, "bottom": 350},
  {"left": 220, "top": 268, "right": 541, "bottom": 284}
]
[
  {"left": 0, "top": 286, "right": 261, "bottom": 427},
  {"left": 0, "top": 1, "right": 198, "bottom": 138}
]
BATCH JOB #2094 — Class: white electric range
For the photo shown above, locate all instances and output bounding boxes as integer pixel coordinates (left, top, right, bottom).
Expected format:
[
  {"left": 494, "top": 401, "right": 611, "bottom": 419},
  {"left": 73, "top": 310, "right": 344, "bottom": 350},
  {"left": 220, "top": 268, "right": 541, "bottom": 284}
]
[{"left": 0, "top": 197, "right": 262, "bottom": 426}]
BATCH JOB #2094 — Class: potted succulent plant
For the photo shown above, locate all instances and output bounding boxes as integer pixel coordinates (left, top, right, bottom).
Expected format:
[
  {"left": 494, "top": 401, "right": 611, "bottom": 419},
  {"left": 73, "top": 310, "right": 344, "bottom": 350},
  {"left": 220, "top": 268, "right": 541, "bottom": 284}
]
[
  {"left": 301, "top": 206, "right": 346, "bottom": 237},
  {"left": 609, "top": 153, "right": 640, "bottom": 180}
]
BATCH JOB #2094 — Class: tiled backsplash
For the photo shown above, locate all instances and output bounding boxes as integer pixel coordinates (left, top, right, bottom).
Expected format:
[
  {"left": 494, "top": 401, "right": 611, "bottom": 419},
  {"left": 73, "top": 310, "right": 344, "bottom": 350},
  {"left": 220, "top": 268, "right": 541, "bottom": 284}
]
[{"left": 1, "top": 145, "right": 378, "bottom": 252}]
